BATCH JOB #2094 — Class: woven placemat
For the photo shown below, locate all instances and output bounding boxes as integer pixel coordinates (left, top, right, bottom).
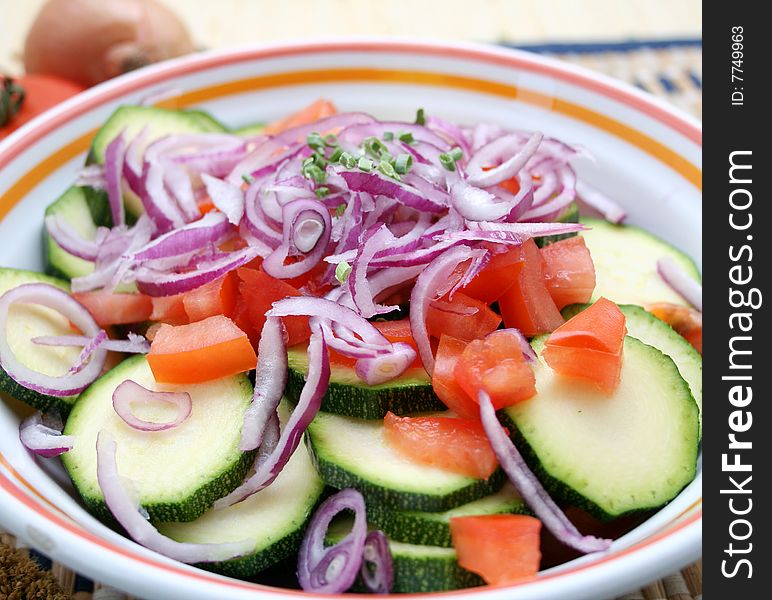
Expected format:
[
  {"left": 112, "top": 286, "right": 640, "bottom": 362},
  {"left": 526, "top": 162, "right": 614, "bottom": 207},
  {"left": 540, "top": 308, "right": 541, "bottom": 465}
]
[{"left": 0, "top": 39, "right": 702, "bottom": 599}]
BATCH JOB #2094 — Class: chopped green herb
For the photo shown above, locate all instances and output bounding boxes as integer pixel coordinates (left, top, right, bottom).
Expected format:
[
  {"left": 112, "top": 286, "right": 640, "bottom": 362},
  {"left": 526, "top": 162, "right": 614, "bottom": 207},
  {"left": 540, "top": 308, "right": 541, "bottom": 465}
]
[
  {"left": 397, "top": 131, "right": 415, "bottom": 144},
  {"left": 335, "top": 203, "right": 347, "bottom": 217},
  {"left": 378, "top": 159, "right": 400, "bottom": 180},
  {"left": 335, "top": 260, "right": 353, "bottom": 284},
  {"left": 242, "top": 173, "right": 256, "bottom": 184},
  {"left": 312, "top": 152, "right": 328, "bottom": 168},
  {"left": 394, "top": 153, "right": 413, "bottom": 175},
  {"left": 364, "top": 136, "right": 390, "bottom": 158},
  {"left": 302, "top": 163, "right": 327, "bottom": 185},
  {"left": 439, "top": 153, "right": 456, "bottom": 171},
  {"left": 448, "top": 146, "right": 464, "bottom": 161},
  {"left": 339, "top": 151, "right": 357, "bottom": 169},
  {"left": 329, "top": 147, "right": 344, "bottom": 163},
  {"left": 306, "top": 132, "right": 325, "bottom": 151},
  {"left": 382, "top": 131, "right": 395, "bottom": 141},
  {"left": 315, "top": 186, "right": 330, "bottom": 198},
  {"left": 324, "top": 133, "right": 338, "bottom": 146},
  {"left": 415, "top": 108, "right": 426, "bottom": 126},
  {"left": 358, "top": 156, "right": 374, "bottom": 172}
]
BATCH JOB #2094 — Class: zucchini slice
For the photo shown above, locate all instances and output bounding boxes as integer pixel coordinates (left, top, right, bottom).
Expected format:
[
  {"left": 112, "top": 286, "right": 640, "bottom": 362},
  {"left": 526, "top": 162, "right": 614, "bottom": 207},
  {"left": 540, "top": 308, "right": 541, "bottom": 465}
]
[
  {"left": 327, "top": 520, "right": 483, "bottom": 592},
  {"left": 86, "top": 106, "right": 228, "bottom": 218},
  {"left": 232, "top": 122, "right": 266, "bottom": 137},
  {"left": 501, "top": 335, "right": 699, "bottom": 520},
  {"left": 158, "top": 401, "right": 325, "bottom": 577},
  {"left": 287, "top": 345, "right": 445, "bottom": 419},
  {"left": 563, "top": 303, "right": 702, "bottom": 433},
  {"left": 306, "top": 411, "right": 505, "bottom": 512},
  {"left": 62, "top": 355, "right": 254, "bottom": 523},
  {"left": 581, "top": 217, "right": 701, "bottom": 306},
  {"left": 44, "top": 186, "right": 112, "bottom": 281},
  {"left": 367, "top": 482, "right": 528, "bottom": 548},
  {"left": 0, "top": 268, "right": 80, "bottom": 415}
]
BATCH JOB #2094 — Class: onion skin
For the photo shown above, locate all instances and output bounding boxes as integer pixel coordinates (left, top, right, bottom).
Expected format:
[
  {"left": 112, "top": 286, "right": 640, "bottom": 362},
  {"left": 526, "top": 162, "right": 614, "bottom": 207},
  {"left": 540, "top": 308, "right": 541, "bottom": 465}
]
[{"left": 24, "top": 0, "right": 195, "bottom": 87}]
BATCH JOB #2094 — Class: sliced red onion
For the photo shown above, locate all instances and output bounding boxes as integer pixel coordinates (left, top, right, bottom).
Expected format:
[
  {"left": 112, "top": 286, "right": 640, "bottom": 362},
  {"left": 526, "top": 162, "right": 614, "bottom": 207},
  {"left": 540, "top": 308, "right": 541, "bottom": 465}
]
[
  {"left": 135, "top": 245, "right": 259, "bottom": 297},
  {"left": 262, "top": 199, "right": 332, "bottom": 279},
  {"left": 361, "top": 530, "right": 394, "bottom": 594},
  {"left": 498, "top": 328, "right": 537, "bottom": 363},
  {"left": 75, "top": 164, "right": 106, "bottom": 190},
  {"left": 466, "top": 132, "right": 543, "bottom": 187},
  {"left": 430, "top": 299, "right": 479, "bottom": 316},
  {"left": 520, "top": 166, "right": 577, "bottom": 222},
  {"left": 19, "top": 412, "right": 74, "bottom": 458},
  {"left": 337, "top": 121, "right": 450, "bottom": 152},
  {"left": 478, "top": 391, "right": 611, "bottom": 554},
  {"left": 104, "top": 133, "right": 127, "bottom": 227},
  {"left": 355, "top": 342, "right": 416, "bottom": 385},
  {"left": 575, "top": 180, "right": 627, "bottom": 224},
  {"left": 33, "top": 332, "right": 150, "bottom": 354},
  {"left": 0, "top": 283, "right": 107, "bottom": 396},
  {"left": 297, "top": 488, "right": 368, "bottom": 594},
  {"left": 439, "top": 221, "right": 585, "bottom": 246},
  {"left": 657, "top": 257, "right": 702, "bottom": 311},
  {"left": 349, "top": 225, "right": 400, "bottom": 318},
  {"left": 244, "top": 177, "right": 283, "bottom": 248},
  {"left": 140, "top": 162, "right": 187, "bottom": 232},
  {"left": 267, "top": 297, "right": 389, "bottom": 348},
  {"left": 426, "top": 115, "right": 472, "bottom": 156},
  {"left": 409, "top": 246, "right": 486, "bottom": 374},
  {"left": 239, "top": 318, "right": 287, "bottom": 452},
  {"left": 44, "top": 215, "right": 104, "bottom": 261},
  {"left": 338, "top": 170, "right": 446, "bottom": 214},
  {"left": 215, "top": 323, "right": 329, "bottom": 508},
  {"left": 112, "top": 380, "right": 192, "bottom": 432},
  {"left": 131, "top": 211, "right": 231, "bottom": 262},
  {"left": 96, "top": 430, "right": 254, "bottom": 562},
  {"left": 450, "top": 176, "right": 532, "bottom": 222},
  {"left": 162, "top": 161, "right": 200, "bottom": 223},
  {"left": 67, "top": 330, "right": 108, "bottom": 375},
  {"left": 255, "top": 410, "right": 281, "bottom": 469}
]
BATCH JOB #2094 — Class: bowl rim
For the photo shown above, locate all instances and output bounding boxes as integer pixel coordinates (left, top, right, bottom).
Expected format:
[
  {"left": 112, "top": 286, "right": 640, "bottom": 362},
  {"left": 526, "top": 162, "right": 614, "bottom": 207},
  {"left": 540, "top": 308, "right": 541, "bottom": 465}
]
[{"left": 0, "top": 37, "right": 701, "bottom": 599}]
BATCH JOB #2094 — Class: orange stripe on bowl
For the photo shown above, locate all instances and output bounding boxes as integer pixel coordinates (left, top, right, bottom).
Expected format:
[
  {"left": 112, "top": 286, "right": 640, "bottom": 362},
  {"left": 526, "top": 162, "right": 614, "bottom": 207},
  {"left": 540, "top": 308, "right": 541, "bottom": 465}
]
[{"left": 0, "top": 452, "right": 72, "bottom": 519}]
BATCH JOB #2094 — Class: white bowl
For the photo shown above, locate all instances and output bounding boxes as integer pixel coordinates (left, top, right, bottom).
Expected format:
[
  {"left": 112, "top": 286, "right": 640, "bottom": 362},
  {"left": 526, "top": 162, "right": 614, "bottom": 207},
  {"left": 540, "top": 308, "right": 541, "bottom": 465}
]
[{"left": 0, "top": 39, "right": 701, "bottom": 600}]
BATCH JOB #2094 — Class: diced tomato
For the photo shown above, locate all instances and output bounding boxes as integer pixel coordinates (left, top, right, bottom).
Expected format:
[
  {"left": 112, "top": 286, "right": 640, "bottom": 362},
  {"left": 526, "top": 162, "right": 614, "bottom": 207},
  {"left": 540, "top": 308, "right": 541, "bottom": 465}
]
[
  {"left": 283, "top": 261, "right": 331, "bottom": 295},
  {"left": 182, "top": 273, "right": 239, "bottom": 323},
  {"left": 147, "top": 315, "right": 257, "bottom": 384},
  {"left": 73, "top": 291, "right": 152, "bottom": 327},
  {"left": 455, "top": 330, "right": 536, "bottom": 409},
  {"left": 328, "top": 319, "right": 422, "bottom": 369},
  {"left": 450, "top": 515, "right": 541, "bottom": 585},
  {"left": 383, "top": 412, "right": 498, "bottom": 479},
  {"left": 647, "top": 302, "right": 702, "bottom": 355},
  {"left": 237, "top": 268, "right": 311, "bottom": 346},
  {"left": 426, "top": 292, "right": 501, "bottom": 343},
  {"left": 263, "top": 99, "right": 337, "bottom": 136},
  {"left": 543, "top": 298, "right": 626, "bottom": 393},
  {"left": 540, "top": 237, "right": 596, "bottom": 309},
  {"left": 149, "top": 295, "right": 188, "bottom": 325},
  {"left": 498, "top": 239, "right": 564, "bottom": 336},
  {"left": 431, "top": 334, "right": 479, "bottom": 419},
  {"left": 461, "top": 245, "right": 525, "bottom": 304}
]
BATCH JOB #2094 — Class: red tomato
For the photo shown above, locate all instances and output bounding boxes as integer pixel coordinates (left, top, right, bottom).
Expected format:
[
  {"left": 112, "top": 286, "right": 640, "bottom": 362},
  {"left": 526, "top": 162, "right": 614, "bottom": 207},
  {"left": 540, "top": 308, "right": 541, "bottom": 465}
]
[
  {"left": 455, "top": 330, "right": 536, "bottom": 409},
  {"left": 263, "top": 98, "right": 337, "bottom": 136},
  {"left": 647, "top": 302, "right": 702, "bottom": 355},
  {"left": 543, "top": 298, "right": 626, "bottom": 393},
  {"left": 450, "top": 515, "right": 542, "bottom": 585},
  {"left": 237, "top": 268, "right": 311, "bottom": 347},
  {"left": 383, "top": 412, "right": 498, "bottom": 479},
  {"left": 540, "top": 237, "right": 596, "bottom": 309},
  {"left": 432, "top": 334, "right": 479, "bottom": 419},
  {"left": 73, "top": 291, "right": 152, "bottom": 327},
  {"left": 182, "top": 273, "right": 239, "bottom": 323},
  {"left": 147, "top": 315, "right": 256, "bottom": 384},
  {"left": 149, "top": 295, "right": 188, "bottom": 326},
  {"left": 461, "top": 245, "right": 525, "bottom": 304},
  {"left": 498, "top": 239, "right": 564, "bottom": 336},
  {"left": 1, "top": 74, "right": 85, "bottom": 140},
  {"left": 426, "top": 292, "right": 501, "bottom": 343}
]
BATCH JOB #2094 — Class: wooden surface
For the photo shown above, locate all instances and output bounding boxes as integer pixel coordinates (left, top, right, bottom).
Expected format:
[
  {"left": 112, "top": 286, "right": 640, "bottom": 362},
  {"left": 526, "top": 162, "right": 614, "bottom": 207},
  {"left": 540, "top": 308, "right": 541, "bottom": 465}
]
[{"left": 1, "top": 0, "right": 701, "bottom": 75}]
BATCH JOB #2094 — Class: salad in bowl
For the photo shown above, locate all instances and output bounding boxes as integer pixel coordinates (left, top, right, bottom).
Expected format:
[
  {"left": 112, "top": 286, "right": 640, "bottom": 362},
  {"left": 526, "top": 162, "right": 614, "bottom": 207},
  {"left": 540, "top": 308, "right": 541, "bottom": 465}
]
[{"left": 0, "top": 94, "right": 701, "bottom": 595}]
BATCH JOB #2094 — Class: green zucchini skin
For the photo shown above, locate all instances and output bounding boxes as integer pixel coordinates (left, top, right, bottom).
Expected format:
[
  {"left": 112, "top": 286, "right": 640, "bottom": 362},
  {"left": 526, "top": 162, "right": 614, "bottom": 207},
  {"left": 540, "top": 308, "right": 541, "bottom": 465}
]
[
  {"left": 0, "top": 268, "right": 79, "bottom": 415},
  {"left": 62, "top": 355, "right": 255, "bottom": 523},
  {"left": 535, "top": 201, "right": 580, "bottom": 248},
  {"left": 287, "top": 346, "right": 446, "bottom": 420},
  {"left": 305, "top": 411, "right": 506, "bottom": 513},
  {"left": 232, "top": 122, "right": 266, "bottom": 137},
  {"left": 366, "top": 483, "right": 529, "bottom": 547},
  {"left": 501, "top": 335, "right": 699, "bottom": 521}
]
